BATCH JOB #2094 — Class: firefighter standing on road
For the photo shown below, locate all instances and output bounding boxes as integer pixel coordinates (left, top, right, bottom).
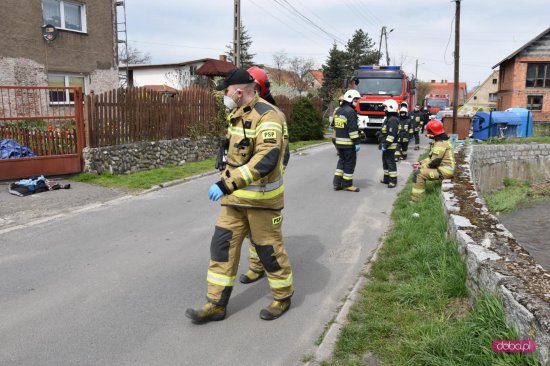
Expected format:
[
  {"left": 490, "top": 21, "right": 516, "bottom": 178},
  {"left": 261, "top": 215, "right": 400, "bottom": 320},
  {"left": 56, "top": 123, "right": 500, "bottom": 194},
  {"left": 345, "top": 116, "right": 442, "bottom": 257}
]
[
  {"left": 411, "top": 104, "right": 422, "bottom": 150},
  {"left": 420, "top": 106, "right": 430, "bottom": 133},
  {"left": 378, "top": 99, "right": 399, "bottom": 188},
  {"left": 186, "top": 68, "right": 293, "bottom": 323},
  {"left": 395, "top": 105, "right": 412, "bottom": 161},
  {"left": 333, "top": 89, "right": 361, "bottom": 192},
  {"left": 411, "top": 119, "right": 455, "bottom": 202},
  {"left": 238, "top": 66, "right": 290, "bottom": 285}
]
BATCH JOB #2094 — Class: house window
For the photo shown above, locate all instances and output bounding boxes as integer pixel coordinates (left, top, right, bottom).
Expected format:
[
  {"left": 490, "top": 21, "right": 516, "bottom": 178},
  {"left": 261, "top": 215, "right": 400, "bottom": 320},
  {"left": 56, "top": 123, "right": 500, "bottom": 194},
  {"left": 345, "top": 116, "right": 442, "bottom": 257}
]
[
  {"left": 473, "top": 96, "right": 477, "bottom": 100},
  {"left": 527, "top": 95, "right": 543, "bottom": 111},
  {"left": 489, "top": 93, "right": 498, "bottom": 102},
  {"left": 189, "top": 66, "right": 197, "bottom": 76},
  {"left": 526, "top": 63, "right": 550, "bottom": 88},
  {"left": 47, "top": 74, "right": 86, "bottom": 104},
  {"left": 492, "top": 78, "right": 497, "bottom": 85},
  {"left": 43, "top": 0, "right": 87, "bottom": 33}
]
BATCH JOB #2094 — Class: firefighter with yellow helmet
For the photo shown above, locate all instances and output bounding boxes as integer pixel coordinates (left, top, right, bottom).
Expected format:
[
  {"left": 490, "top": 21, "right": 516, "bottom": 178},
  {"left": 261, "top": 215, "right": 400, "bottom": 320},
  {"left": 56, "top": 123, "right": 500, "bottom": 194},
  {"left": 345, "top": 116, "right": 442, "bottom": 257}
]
[
  {"left": 411, "top": 119, "right": 455, "bottom": 202},
  {"left": 186, "top": 68, "right": 293, "bottom": 323},
  {"left": 332, "top": 89, "right": 362, "bottom": 192}
]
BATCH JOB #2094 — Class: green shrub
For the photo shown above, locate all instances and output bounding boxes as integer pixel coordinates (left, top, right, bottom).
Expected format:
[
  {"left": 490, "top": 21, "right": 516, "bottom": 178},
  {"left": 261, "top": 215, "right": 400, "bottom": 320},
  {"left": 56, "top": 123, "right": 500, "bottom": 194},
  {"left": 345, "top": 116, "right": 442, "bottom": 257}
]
[{"left": 288, "top": 97, "right": 324, "bottom": 142}]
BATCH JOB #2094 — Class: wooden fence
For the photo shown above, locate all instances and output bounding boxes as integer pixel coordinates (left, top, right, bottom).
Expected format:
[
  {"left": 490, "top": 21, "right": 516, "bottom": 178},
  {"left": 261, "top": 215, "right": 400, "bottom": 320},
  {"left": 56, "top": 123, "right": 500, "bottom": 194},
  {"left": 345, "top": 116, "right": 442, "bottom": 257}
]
[
  {"left": 85, "top": 86, "right": 220, "bottom": 147},
  {"left": 85, "top": 88, "right": 324, "bottom": 148}
]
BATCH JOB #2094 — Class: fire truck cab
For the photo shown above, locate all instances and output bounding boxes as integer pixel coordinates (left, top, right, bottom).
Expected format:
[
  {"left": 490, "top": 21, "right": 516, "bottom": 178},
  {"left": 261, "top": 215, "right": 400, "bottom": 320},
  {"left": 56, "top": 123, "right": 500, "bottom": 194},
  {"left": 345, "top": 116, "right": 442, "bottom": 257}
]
[
  {"left": 351, "top": 65, "right": 416, "bottom": 141},
  {"left": 424, "top": 94, "right": 450, "bottom": 114}
]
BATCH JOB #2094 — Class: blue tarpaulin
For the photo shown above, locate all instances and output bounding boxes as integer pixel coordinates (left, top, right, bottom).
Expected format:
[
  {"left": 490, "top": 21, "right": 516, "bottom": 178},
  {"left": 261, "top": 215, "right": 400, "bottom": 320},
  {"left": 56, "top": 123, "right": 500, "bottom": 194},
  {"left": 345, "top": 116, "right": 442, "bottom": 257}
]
[
  {"left": 472, "top": 112, "right": 522, "bottom": 140},
  {"left": 0, "top": 139, "right": 35, "bottom": 159}
]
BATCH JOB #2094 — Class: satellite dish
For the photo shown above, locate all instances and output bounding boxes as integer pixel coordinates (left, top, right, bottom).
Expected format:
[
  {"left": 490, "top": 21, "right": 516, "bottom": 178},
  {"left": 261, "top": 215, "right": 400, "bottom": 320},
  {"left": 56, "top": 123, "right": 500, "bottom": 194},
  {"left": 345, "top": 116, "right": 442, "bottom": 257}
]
[{"left": 42, "top": 24, "right": 58, "bottom": 42}]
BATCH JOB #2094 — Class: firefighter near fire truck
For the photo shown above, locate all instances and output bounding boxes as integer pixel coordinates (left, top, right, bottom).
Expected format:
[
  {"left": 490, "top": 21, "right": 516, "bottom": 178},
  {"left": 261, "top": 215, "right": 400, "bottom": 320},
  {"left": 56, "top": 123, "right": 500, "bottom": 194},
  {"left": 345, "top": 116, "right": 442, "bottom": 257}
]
[
  {"left": 410, "top": 104, "right": 422, "bottom": 150},
  {"left": 395, "top": 103, "right": 413, "bottom": 161},
  {"left": 377, "top": 99, "right": 400, "bottom": 188},
  {"left": 333, "top": 89, "right": 361, "bottom": 192},
  {"left": 411, "top": 119, "right": 455, "bottom": 203},
  {"left": 186, "top": 68, "right": 294, "bottom": 324}
]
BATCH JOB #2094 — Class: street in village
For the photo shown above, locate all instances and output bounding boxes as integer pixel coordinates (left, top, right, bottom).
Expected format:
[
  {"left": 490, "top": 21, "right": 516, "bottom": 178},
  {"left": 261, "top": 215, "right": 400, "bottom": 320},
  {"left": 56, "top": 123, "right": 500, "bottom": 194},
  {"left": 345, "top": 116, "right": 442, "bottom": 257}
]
[{"left": 0, "top": 142, "right": 425, "bottom": 366}]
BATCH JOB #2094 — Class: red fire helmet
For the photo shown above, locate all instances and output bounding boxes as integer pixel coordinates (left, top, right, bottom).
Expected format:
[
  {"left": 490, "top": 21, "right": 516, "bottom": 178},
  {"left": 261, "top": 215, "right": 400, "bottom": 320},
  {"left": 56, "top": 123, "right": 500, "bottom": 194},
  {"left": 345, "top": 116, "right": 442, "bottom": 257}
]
[
  {"left": 425, "top": 119, "right": 445, "bottom": 136},
  {"left": 247, "top": 66, "right": 271, "bottom": 97}
]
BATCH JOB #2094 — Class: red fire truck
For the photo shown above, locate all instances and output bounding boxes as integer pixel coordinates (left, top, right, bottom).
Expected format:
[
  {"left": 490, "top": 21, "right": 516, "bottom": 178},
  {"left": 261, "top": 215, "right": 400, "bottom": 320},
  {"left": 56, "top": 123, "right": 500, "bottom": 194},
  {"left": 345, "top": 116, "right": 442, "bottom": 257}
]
[
  {"left": 351, "top": 65, "right": 416, "bottom": 140},
  {"left": 424, "top": 94, "right": 450, "bottom": 114}
]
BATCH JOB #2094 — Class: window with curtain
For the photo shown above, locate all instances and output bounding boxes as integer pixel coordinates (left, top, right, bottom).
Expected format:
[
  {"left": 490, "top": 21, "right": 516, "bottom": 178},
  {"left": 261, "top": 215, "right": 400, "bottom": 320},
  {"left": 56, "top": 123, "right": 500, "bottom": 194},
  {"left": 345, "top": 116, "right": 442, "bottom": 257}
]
[{"left": 43, "top": 0, "right": 86, "bottom": 32}]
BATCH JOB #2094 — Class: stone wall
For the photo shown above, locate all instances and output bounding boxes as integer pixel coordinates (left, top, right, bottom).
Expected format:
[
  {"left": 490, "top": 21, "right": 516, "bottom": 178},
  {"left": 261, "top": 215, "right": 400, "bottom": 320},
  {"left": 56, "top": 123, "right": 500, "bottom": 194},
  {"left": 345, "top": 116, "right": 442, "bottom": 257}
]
[
  {"left": 470, "top": 143, "right": 550, "bottom": 194},
  {"left": 82, "top": 136, "right": 221, "bottom": 175},
  {"left": 441, "top": 144, "right": 550, "bottom": 365}
]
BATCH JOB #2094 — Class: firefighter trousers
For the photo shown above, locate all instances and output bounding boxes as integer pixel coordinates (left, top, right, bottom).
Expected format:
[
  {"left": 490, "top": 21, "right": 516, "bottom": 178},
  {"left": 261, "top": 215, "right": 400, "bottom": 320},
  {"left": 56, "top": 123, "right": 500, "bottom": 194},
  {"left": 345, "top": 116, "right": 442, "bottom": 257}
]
[
  {"left": 381, "top": 149, "right": 397, "bottom": 184},
  {"left": 333, "top": 147, "right": 357, "bottom": 188},
  {"left": 413, "top": 131, "right": 420, "bottom": 146},
  {"left": 411, "top": 168, "right": 453, "bottom": 201},
  {"left": 207, "top": 205, "right": 294, "bottom": 306}
]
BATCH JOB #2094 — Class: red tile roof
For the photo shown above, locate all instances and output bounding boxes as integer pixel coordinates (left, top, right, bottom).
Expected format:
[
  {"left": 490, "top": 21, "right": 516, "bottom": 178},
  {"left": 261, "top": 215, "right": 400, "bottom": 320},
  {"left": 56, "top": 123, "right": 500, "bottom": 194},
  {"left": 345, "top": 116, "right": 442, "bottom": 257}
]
[
  {"left": 195, "top": 59, "right": 236, "bottom": 77},
  {"left": 308, "top": 70, "right": 323, "bottom": 85},
  {"left": 143, "top": 85, "right": 178, "bottom": 93}
]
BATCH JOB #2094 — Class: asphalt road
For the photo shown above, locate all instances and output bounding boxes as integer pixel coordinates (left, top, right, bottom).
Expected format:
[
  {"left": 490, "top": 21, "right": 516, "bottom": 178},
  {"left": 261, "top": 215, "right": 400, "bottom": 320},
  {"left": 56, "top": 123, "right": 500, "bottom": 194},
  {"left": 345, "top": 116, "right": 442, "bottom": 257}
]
[{"left": 0, "top": 142, "right": 423, "bottom": 366}]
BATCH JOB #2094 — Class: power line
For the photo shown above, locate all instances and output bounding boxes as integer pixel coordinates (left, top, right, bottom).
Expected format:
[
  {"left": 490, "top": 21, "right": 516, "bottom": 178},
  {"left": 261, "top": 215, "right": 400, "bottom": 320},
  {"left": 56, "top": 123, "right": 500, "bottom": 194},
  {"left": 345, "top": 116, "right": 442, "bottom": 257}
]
[
  {"left": 247, "top": 0, "right": 328, "bottom": 48},
  {"left": 273, "top": 0, "right": 346, "bottom": 44}
]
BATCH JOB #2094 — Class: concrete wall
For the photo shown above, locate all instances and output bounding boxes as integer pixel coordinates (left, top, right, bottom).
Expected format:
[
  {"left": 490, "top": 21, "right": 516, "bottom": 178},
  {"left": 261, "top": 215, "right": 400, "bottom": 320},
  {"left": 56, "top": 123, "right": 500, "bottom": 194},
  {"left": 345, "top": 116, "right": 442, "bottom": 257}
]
[
  {"left": 441, "top": 144, "right": 550, "bottom": 365},
  {"left": 82, "top": 136, "right": 221, "bottom": 175},
  {"left": 470, "top": 144, "right": 550, "bottom": 194}
]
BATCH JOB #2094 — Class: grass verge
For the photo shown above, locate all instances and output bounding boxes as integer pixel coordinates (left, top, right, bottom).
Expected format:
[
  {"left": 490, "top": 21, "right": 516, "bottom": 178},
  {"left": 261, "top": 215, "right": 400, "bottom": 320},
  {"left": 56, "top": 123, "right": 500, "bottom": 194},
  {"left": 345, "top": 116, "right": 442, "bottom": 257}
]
[
  {"left": 484, "top": 177, "right": 550, "bottom": 214},
  {"left": 69, "top": 139, "right": 328, "bottom": 191},
  {"left": 321, "top": 179, "right": 538, "bottom": 366}
]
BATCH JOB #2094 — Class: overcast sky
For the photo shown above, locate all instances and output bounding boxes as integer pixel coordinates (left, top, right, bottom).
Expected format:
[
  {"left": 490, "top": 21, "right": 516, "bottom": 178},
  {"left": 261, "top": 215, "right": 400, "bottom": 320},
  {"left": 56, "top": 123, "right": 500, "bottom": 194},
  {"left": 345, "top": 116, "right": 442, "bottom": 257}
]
[{"left": 124, "top": 0, "right": 549, "bottom": 91}]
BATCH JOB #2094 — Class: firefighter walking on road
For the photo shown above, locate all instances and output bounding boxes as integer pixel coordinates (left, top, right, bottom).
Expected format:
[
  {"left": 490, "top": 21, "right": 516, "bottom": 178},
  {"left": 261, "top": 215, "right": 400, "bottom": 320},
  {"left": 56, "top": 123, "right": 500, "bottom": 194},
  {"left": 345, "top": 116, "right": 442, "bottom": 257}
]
[
  {"left": 378, "top": 99, "right": 399, "bottom": 188},
  {"left": 411, "top": 119, "right": 455, "bottom": 202},
  {"left": 186, "top": 68, "right": 293, "bottom": 323},
  {"left": 239, "top": 66, "right": 290, "bottom": 285},
  {"left": 411, "top": 104, "right": 422, "bottom": 150},
  {"left": 333, "top": 89, "right": 361, "bottom": 192}
]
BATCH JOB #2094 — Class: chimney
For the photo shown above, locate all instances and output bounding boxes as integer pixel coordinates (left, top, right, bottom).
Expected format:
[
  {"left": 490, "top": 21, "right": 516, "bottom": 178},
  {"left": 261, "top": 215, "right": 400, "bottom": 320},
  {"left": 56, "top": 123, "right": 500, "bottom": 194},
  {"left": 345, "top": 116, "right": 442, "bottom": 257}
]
[{"left": 219, "top": 55, "right": 227, "bottom": 62}]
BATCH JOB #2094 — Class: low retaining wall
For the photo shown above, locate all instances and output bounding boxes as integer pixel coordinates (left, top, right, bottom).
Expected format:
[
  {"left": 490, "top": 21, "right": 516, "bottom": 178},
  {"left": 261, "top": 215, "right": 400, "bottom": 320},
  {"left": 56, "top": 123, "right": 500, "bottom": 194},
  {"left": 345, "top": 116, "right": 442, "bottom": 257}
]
[
  {"left": 83, "top": 136, "right": 221, "bottom": 175},
  {"left": 441, "top": 144, "right": 550, "bottom": 365}
]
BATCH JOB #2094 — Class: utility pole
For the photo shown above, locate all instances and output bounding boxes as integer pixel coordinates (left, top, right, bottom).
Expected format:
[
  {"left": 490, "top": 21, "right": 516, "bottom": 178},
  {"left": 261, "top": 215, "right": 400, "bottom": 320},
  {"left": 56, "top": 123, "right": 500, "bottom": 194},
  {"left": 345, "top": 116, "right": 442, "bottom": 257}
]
[
  {"left": 452, "top": 0, "right": 461, "bottom": 135},
  {"left": 415, "top": 59, "right": 419, "bottom": 79},
  {"left": 233, "top": 0, "right": 241, "bottom": 68},
  {"left": 378, "top": 27, "right": 393, "bottom": 66}
]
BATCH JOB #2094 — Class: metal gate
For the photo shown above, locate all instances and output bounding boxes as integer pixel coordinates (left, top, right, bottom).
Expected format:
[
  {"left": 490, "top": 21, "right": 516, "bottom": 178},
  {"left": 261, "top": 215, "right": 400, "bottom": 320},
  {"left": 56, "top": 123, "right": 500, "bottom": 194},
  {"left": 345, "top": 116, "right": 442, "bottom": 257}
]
[{"left": 0, "top": 86, "right": 85, "bottom": 181}]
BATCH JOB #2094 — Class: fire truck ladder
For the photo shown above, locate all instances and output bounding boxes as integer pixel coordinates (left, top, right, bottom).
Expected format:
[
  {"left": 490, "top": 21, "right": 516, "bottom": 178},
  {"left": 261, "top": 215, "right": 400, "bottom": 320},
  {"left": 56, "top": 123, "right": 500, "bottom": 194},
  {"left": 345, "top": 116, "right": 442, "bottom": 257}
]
[{"left": 116, "top": 0, "right": 128, "bottom": 87}]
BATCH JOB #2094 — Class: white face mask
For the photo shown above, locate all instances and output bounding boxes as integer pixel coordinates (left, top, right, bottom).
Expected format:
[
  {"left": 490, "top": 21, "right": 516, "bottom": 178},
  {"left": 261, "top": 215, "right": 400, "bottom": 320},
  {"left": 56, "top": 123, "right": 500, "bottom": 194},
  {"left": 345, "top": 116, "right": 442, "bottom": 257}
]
[{"left": 223, "top": 90, "right": 239, "bottom": 110}]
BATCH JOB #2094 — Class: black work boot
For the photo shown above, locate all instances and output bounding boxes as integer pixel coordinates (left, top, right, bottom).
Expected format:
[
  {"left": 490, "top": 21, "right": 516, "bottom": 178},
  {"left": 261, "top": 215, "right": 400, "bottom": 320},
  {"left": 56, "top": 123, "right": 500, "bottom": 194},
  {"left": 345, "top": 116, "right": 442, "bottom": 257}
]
[
  {"left": 333, "top": 185, "right": 343, "bottom": 191},
  {"left": 185, "top": 302, "right": 226, "bottom": 324},
  {"left": 239, "top": 270, "right": 265, "bottom": 284},
  {"left": 260, "top": 298, "right": 291, "bottom": 320}
]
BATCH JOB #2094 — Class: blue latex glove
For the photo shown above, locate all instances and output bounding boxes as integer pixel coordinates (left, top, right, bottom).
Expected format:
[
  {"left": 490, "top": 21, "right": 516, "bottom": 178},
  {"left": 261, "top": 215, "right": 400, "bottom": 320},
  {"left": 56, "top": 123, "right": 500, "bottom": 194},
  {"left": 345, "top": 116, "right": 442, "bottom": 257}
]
[
  {"left": 380, "top": 145, "right": 386, "bottom": 152},
  {"left": 208, "top": 184, "right": 224, "bottom": 201},
  {"left": 355, "top": 145, "right": 361, "bottom": 152}
]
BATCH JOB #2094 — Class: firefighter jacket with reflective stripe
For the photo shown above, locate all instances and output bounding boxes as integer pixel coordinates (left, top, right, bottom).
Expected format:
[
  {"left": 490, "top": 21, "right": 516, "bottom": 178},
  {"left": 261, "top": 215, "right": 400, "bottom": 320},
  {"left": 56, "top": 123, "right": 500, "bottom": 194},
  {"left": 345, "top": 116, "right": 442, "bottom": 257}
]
[
  {"left": 420, "top": 139, "right": 455, "bottom": 176},
  {"left": 379, "top": 115, "right": 399, "bottom": 149},
  {"left": 217, "top": 94, "right": 288, "bottom": 210},
  {"left": 333, "top": 103, "right": 360, "bottom": 148},
  {"left": 398, "top": 116, "right": 412, "bottom": 142},
  {"left": 410, "top": 110, "right": 422, "bottom": 131}
]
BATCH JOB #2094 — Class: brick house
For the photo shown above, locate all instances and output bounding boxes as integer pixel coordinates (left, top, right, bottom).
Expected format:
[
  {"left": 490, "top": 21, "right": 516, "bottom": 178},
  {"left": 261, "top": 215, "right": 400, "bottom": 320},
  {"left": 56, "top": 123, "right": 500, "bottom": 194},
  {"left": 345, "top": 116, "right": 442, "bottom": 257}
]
[
  {"left": 0, "top": 0, "right": 119, "bottom": 95},
  {"left": 493, "top": 27, "right": 550, "bottom": 122}
]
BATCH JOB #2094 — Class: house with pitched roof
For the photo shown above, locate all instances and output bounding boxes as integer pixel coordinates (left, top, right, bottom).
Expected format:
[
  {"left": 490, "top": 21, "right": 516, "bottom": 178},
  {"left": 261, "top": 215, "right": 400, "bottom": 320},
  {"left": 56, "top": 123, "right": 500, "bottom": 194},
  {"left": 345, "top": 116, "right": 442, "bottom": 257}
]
[{"left": 492, "top": 27, "right": 550, "bottom": 122}]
